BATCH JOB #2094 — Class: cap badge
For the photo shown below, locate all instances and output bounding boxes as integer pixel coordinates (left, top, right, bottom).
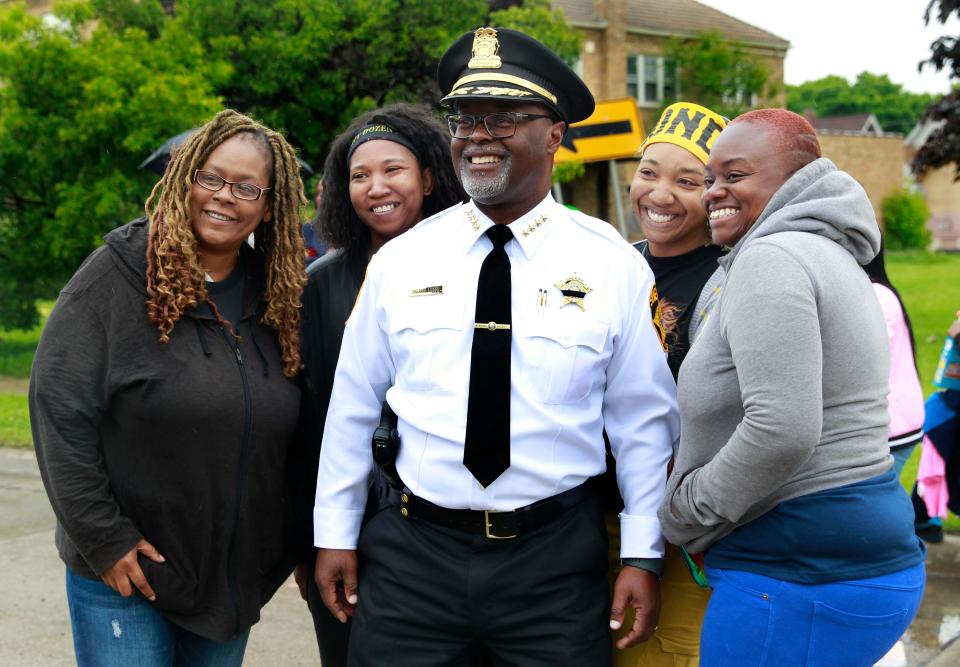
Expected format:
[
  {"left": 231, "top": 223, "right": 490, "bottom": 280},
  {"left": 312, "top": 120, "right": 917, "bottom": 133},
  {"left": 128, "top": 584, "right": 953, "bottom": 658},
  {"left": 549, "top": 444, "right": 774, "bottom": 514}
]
[
  {"left": 555, "top": 274, "right": 592, "bottom": 311},
  {"left": 468, "top": 27, "right": 502, "bottom": 69}
]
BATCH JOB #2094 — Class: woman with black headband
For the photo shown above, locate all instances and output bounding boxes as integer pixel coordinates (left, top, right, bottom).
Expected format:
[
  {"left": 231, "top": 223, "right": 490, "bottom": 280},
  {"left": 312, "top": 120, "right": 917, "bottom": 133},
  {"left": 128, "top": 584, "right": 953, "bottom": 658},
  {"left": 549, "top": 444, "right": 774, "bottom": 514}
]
[{"left": 292, "top": 103, "right": 467, "bottom": 666}]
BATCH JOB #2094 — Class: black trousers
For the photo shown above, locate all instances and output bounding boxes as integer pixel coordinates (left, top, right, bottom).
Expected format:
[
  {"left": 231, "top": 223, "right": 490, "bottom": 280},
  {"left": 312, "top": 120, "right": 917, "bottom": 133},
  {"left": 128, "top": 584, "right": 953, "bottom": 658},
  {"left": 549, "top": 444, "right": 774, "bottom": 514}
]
[{"left": 348, "top": 491, "right": 612, "bottom": 667}]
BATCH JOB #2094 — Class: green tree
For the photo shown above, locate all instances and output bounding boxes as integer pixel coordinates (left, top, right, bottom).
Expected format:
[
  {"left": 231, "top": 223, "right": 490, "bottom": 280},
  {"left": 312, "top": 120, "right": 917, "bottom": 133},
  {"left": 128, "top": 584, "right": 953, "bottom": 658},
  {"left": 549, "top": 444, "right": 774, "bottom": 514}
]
[
  {"left": 0, "top": 0, "right": 581, "bottom": 328},
  {"left": 663, "top": 31, "right": 774, "bottom": 119},
  {"left": 489, "top": 0, "right": 580, "bottom": 64},
  {"left": 912, "top": 0, "right": 960, "bottom": 178},
  {"left": 0, "top": 3, "right": 221, "bottom": 329},
  {"left": 786, "top": 72, "right": 936, "bottom": 135},
  {"left": 87, "top": 0, "right": 579, "bottom": 170},
  {"left": 882, "top": 189, "right": 932, "bottom": 249}
]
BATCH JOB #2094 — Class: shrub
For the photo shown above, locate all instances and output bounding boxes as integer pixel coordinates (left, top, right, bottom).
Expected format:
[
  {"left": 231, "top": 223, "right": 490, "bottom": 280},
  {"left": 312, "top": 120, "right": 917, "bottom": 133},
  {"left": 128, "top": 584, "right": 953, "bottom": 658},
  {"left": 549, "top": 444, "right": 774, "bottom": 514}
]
[{"left": 883, "top": 188, "right": 931, "bottom": 250}]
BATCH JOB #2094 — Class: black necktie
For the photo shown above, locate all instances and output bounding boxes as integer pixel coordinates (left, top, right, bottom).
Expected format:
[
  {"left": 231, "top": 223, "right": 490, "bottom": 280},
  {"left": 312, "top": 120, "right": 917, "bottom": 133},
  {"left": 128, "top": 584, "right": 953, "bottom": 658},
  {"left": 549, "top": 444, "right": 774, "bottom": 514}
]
[{"left": 464, "top": 224, "right": 514, "bottom": 487}]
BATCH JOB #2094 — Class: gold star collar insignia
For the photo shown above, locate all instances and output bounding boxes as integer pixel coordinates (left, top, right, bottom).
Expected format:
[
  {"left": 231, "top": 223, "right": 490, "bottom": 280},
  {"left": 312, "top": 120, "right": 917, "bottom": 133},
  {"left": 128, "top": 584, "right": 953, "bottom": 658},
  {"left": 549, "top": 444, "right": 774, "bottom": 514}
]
[
  {"left": 520, "top": 214, "right": 547, "bottom": 237},
  {"left": 466, "top": 209, "right": 481, "bottom": 231},
  {"left": 555, "top": 274, "right": 592, "bottom": 311}
]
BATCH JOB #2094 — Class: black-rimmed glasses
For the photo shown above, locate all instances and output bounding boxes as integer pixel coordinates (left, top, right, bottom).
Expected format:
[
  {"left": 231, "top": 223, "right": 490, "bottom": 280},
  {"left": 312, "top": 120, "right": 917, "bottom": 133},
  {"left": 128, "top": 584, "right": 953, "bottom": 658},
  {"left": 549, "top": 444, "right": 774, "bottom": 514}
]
[
  {"left": 193, "top": 170, "right": 271, "bottom": 201},
  {"left": 446, "top": 112, "right": 555, "bottom": 139}
]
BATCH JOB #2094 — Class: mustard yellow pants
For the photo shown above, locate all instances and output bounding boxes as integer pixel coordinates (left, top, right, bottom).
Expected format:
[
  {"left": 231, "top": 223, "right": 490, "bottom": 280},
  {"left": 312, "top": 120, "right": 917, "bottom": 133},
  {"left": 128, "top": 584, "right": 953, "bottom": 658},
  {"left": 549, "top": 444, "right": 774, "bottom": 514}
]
[{"left": 606, "top": 512, "right": 711, "bottom": 667}]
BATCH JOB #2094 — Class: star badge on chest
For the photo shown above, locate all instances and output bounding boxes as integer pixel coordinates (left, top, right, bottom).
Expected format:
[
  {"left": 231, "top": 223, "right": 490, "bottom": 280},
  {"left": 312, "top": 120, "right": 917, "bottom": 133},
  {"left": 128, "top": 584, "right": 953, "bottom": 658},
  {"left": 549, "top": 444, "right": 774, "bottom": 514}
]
[{"left": 555, "top": 274, "right": 591, "bottom": 311}]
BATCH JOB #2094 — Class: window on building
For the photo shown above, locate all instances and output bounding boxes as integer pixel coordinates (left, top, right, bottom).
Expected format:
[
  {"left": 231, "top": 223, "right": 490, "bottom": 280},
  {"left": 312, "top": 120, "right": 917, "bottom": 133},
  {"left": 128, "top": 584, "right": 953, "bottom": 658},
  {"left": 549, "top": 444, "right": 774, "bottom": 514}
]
[
  {"left": 723, "top": 89, "right": 758, "bottom": 108},
  {"left": 722, "top": 62, "right": 760, "bottom": 109},
  {"left": 627, "top": 54, "right": 678, "bottom": 106}
]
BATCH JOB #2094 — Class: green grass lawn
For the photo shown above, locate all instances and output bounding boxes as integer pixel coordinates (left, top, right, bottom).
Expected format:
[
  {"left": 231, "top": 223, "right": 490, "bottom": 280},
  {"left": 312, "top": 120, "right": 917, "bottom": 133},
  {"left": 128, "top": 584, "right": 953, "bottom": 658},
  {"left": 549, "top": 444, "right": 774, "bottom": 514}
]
[
  {"left": 0, "top": 302, "right": 48, "bottom": 378},
  {"left": 0, "top": 302, "right": 48, "bottom": 448},
  {"left": 0, "top": 392, "right": 32, "bottom": 449},
  {"left": 887, "top": 250, "right": 960, "bottom": 390},
  {"left": 886, "top": 250, "right": 960, "bottom": 528}
]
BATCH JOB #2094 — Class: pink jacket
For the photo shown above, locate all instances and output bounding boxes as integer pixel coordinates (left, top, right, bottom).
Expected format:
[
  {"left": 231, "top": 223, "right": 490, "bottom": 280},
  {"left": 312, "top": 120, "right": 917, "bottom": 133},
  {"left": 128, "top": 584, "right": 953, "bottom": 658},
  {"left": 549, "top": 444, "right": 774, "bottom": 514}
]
[
  {"left": 918, "top": 435, "right": 948, "bottom": 519},
  {"left": 873, "top": 283, "right": 925, "bottom": 446}
]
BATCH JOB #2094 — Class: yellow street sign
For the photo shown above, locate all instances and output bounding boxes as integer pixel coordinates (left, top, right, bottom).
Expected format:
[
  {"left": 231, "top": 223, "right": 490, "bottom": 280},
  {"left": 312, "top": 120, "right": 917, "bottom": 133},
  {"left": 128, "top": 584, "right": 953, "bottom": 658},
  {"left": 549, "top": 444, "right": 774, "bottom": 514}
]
[{"left": 555, "top": 98, "right": 646, "bottom": 164}]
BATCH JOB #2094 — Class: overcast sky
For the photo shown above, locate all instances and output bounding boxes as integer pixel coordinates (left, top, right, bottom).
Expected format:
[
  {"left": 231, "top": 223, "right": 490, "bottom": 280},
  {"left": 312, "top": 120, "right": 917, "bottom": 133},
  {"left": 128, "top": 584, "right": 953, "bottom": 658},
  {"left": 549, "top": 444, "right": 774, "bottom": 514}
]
[{"left": 703, "top": 0, "right": 960, "bottom": 94}]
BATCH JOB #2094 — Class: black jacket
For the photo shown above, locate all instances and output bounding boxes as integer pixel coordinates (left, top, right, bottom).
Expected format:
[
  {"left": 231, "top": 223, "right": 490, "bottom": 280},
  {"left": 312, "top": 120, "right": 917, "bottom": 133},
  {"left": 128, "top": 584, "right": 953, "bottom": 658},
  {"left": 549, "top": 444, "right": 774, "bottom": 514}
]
[
  {"left": 294, "top": 249, "right": 367, "bottom": 554},
  {"left": 30, "top": 218, "right": 301, "bottom": 641}
]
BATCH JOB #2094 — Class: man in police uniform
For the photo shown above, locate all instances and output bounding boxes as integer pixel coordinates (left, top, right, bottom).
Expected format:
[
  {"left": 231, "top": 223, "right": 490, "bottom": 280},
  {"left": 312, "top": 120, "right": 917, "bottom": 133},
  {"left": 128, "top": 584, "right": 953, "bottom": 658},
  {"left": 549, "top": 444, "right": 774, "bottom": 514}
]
[{"left": 314, "top": 27, "right": 679, "bottom": 666}]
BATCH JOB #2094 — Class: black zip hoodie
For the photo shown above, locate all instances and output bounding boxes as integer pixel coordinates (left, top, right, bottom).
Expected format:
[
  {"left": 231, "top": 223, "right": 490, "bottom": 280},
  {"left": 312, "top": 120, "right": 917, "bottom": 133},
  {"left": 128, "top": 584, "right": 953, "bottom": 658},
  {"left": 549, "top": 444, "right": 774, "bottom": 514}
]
[{"left": 30, "top": 218, "right": 301, "bottom": 641}]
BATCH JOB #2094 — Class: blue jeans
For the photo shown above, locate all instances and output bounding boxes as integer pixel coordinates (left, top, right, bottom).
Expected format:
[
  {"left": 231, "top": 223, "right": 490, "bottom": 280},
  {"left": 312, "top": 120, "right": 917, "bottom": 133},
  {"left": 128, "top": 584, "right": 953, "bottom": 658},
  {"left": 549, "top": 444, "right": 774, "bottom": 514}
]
[
  {"left": 66, "top": 568, "right": 249, "bottom": 667},
  {"left": 891, "top": 444, "right": 916, "bottom": 481},
  {"left": 700, "top": 562, "right": 925, "bottom": 667}
]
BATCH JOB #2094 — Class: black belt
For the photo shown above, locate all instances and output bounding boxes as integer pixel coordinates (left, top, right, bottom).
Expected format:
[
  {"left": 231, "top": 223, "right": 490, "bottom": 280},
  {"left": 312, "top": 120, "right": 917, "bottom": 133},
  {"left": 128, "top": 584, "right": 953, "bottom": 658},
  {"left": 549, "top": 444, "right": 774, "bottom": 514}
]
[{"left": 394, "top": 477, "right": 598, "bottom": 540}]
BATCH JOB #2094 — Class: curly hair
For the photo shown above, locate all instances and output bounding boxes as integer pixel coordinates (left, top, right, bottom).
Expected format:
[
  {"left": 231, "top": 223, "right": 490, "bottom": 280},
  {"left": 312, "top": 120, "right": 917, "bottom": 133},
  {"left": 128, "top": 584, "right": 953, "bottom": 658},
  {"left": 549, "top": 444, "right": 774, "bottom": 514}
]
[
  {"left": 318, "top": 103, "right": 467, "bottom": 256},
  {"left": 144, "top": 108, "right": 307, "bottom": 377}
]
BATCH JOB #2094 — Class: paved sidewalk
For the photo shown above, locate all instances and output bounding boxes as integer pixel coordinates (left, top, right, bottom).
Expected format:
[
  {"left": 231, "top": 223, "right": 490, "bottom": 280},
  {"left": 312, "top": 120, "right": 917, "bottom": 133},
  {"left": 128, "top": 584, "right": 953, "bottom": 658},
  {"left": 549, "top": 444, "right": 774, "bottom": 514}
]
[
  {"left": 3, "top": 445, "right": 960, "bottom": 666},
  {"left": 928, "top": 640, "right": 960, "bottom": 667}
]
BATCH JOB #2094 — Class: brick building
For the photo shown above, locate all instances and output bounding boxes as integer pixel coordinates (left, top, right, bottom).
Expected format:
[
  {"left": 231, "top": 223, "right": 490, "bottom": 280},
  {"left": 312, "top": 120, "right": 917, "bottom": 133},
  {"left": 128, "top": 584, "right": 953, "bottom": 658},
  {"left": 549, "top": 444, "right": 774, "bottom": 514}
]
[
  {"left": 907, "top": 121, "right": 960, "bottom": 251},
  {"left": 801, "top": 111, "right": 904, "bottom": 225},
  {"left": 555, "top": 0, "right": 788, "bottom": 127}
]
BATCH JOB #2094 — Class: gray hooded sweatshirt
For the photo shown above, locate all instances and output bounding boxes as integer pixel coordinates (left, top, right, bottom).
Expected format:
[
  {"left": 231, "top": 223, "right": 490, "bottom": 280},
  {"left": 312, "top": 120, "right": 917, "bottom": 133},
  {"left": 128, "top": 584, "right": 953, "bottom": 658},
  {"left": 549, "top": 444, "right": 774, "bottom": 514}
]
[{"left": 658, "top": 158, "right": 890, "bottom": 553}]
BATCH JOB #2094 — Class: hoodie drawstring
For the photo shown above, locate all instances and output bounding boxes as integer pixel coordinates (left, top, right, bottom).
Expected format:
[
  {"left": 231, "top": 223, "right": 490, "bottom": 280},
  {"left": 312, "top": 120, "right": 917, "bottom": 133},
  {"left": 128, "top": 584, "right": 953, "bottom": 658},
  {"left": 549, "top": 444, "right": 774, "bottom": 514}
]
[{"left": 193, "top": 319, "right": 213, "bottom": 357}]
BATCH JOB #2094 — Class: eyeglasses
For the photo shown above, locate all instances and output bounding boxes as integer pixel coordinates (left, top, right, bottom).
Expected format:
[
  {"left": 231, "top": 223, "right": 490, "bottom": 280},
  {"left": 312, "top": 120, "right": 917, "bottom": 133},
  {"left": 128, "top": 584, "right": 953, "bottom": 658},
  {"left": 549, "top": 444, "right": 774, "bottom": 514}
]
[
  {"left": 192, "top": 170, "right": 271, "bottom": 201},
  {"left": 446, "top": 112, "right": 555, "bottom": 139}
]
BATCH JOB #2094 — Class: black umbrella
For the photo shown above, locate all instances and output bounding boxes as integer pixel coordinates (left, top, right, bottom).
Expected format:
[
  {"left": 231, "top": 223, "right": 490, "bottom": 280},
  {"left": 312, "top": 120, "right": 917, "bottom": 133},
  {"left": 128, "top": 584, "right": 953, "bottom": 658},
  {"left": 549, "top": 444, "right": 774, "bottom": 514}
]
[{"left": 139, "top": 130, "right": 314, "bottom": 176}]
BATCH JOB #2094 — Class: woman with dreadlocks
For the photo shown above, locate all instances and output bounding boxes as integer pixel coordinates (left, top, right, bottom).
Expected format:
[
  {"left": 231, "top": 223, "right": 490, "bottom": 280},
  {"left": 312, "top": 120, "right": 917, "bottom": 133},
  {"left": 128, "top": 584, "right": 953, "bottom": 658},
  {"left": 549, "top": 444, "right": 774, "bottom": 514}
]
[
  {"left": 30, "top": 108, "right": 307, "bottom": 665},
  {"left": 293, "top": 103, "right": 466, "bottom": 667}
]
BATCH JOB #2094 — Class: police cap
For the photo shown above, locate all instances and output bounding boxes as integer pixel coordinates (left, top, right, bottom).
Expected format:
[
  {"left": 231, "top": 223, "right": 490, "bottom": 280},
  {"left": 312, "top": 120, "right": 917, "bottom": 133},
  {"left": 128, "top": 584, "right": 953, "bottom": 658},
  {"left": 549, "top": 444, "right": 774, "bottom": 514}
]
[{"left": 438, "top": 27, "right": 595, "bottom": 124}]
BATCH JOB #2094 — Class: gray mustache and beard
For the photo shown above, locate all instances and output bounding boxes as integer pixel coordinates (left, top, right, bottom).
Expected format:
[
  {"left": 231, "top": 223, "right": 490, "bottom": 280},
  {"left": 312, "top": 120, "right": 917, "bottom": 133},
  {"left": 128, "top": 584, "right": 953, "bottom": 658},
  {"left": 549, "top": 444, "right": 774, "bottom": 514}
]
[{"left": 459, "top": 153, "right": 512, "bottom": 201}]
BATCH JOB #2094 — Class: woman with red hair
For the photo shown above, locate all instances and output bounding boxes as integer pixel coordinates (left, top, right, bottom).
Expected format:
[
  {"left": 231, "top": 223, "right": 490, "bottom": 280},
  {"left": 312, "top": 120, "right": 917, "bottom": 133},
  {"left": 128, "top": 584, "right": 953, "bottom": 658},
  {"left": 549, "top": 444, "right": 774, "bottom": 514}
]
[{"left": 659, "top": 109, "right": 925, "bottom": 666}]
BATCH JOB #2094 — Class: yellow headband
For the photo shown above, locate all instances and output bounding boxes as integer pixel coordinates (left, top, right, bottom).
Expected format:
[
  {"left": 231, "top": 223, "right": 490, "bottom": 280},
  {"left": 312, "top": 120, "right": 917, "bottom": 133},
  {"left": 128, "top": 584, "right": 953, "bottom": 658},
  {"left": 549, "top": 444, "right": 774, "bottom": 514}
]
[{"left": 640, "top": 102, "right": 727, "bottom": 165}]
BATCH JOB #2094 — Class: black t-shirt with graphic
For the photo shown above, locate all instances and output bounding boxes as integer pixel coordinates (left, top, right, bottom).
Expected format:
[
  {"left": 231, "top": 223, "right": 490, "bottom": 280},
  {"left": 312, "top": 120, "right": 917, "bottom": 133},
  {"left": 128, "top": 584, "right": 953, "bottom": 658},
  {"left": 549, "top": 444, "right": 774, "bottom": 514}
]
[{"left": 639, "top": 243, "right": 724, "bottom": 380}]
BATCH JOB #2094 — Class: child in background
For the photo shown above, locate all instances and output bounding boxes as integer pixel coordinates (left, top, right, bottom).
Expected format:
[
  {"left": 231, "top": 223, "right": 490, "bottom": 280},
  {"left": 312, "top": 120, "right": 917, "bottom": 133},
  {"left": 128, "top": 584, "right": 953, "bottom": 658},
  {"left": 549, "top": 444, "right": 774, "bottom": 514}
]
[{"left": 863, "top": 244, "right": 925, "bottom": 479}]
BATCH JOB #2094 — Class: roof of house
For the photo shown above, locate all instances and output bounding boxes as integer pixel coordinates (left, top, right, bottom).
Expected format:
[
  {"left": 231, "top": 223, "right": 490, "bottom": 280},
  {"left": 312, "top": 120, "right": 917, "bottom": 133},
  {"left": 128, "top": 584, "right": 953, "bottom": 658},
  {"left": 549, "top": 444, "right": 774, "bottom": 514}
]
[
  {"left": 905, "top": 119, "right": 944, "bottom": 148},
  {"left": 553, "top": 0, "right": 790, "bottom": 50},
  {"left": 806, "top": 113, "right": 885, "bottom": 135}
]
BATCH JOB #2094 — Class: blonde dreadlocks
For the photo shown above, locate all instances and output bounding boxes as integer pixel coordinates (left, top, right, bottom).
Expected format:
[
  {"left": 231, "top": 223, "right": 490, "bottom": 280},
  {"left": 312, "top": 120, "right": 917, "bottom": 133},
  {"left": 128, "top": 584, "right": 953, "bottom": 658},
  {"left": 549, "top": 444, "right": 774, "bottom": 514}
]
[{"left": 144, "top": 109, "right": 307, "bottom": 377}]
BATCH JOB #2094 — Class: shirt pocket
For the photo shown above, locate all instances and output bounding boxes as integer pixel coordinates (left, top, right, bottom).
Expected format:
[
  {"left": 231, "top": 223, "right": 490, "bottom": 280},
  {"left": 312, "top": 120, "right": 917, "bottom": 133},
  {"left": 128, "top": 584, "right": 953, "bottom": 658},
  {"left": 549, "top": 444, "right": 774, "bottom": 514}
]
[
  {"left": 387, "top": 290, "right": 466, "bottom": 391},
  {"left": 520, "top": 316, "right": 609, "bottom": 404}
]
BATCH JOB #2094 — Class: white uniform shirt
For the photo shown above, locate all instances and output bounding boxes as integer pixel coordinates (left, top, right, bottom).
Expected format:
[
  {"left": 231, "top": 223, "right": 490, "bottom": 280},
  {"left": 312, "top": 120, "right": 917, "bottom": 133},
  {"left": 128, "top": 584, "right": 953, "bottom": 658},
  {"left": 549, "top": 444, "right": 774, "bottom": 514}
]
[{"left": 313, "top": 194, "right": 679, "bottom": 558}]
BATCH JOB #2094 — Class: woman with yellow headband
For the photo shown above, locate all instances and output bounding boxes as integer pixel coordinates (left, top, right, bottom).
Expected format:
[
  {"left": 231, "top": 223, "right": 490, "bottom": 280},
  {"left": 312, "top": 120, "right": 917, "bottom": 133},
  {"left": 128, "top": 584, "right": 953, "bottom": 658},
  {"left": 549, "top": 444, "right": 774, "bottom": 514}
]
[{"left": 609, "top": 101, "right": 726, "bottom": 666}]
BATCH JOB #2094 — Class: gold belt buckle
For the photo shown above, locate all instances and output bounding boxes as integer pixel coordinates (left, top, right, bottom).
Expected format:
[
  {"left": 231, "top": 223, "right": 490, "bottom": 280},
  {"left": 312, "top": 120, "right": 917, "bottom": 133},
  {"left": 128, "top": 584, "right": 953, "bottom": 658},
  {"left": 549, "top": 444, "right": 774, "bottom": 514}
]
[{"left": 484, "top": 510, "right": 517, "bottom": 540}]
